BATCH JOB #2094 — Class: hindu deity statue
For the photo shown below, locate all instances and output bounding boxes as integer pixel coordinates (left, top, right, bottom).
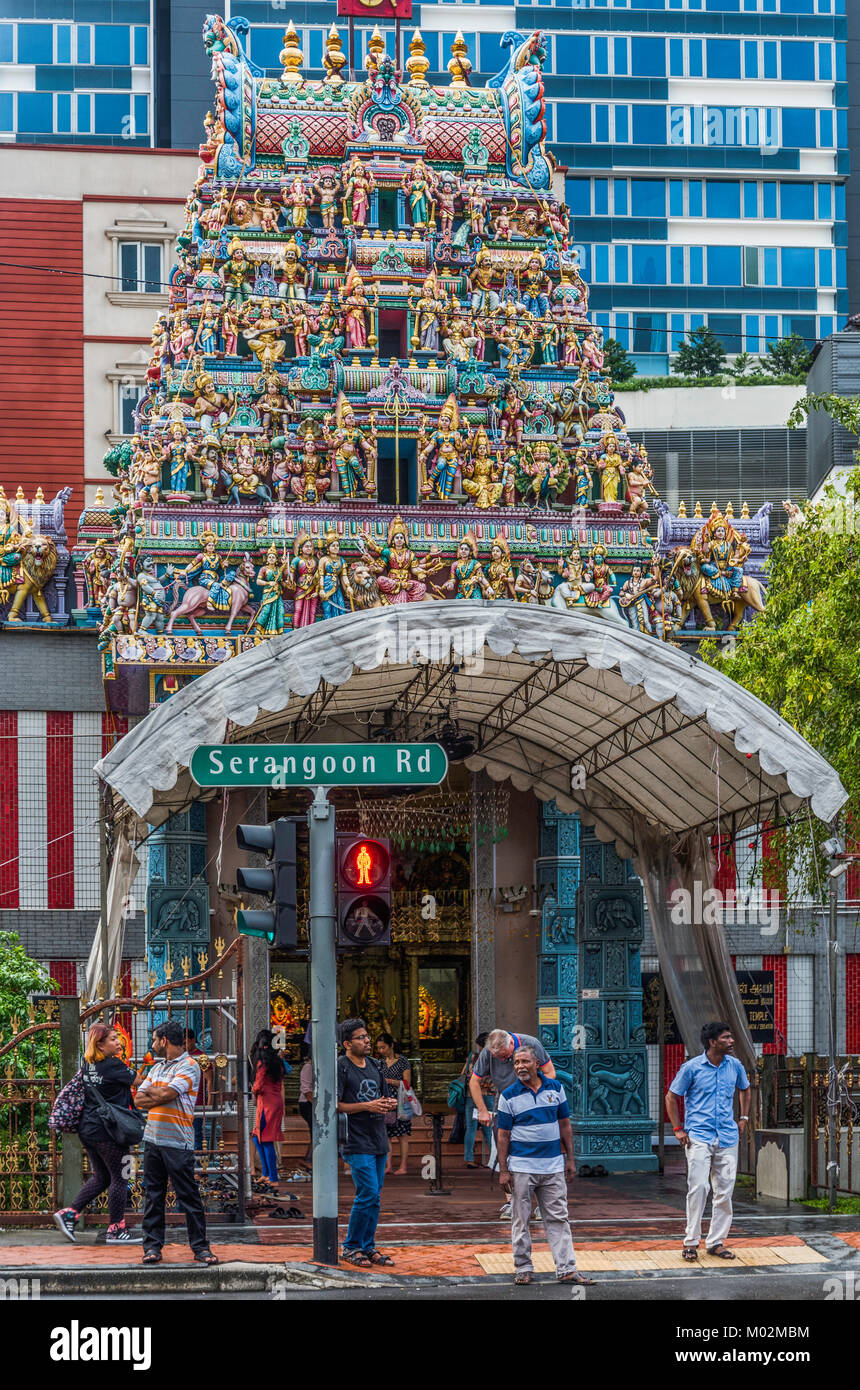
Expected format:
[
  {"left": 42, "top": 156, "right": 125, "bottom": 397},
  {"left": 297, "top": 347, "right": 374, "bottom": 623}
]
[
  {"left": 618, "top": 564, "right": 653, "bottom": 633},
  {"left": 317, "top": 530, "right": 355, "bottom": 620},
  {"left": 253, "top": 190, "right": 282, "bottom": 233},
  {"left": 402, "top": 157, "right": 436, "bottom": 229},
  {"left": 596, "top": 431, "right": 625, "bottom": 504},
  {"left": 176, "top": 530, "right": 231, "bottom": 614},
  {"left": 562, "top": 319, "right": 579, "bottom": 368},
  {"left": 691, "top": 512, "right": 750, "bottom": 599},
  {"left": 521, "top": 254, "right": 551, "bottom": 318},
  {"left": 514, "top": 556, "right": 540, "bottom": 603},
  {"left": 241, "top": 296, "right": 288, "bottom": 365},
  {"left": 278, "top": 240, "right": 309, "bottom": 301},
  {"left": 466, "top": 181, "right": 488, "bottom": 237},
  {"left": 358, "top": 514, "right": 432, "bottom": 604},
  {"left": 494, "top": 303, "right": 535, "bottom": 371},
  {"left": 197, "top": 300, "right": 220, "bottom": 356},
  {"left": 308, "top": 292, "right": 344, "bottom": 360},
  {"left": 161, "top": 422, "right": 193, "bottom": 494},
  {"left": 339, "top": 266, "right": 369, "bottom": 350},
  {"left": 221, "top": 435, "right": 273, "bottom": 505},
  {"left": 571, "top": 448, "right": 593, "bottom": 509},
  {"left": 291, "top": 425, "right": 332, "bottom": 505},
  {"left": 290, "top": 301, "right": 312, "bottom": 357},
  {"left": 419, "top": 395, "right": 468, "bottom": 500},
  {"left": 411, "top": 271, "right": 444, "bottom": 352},
  {"left": 483, "top": 536, "right": 516, "bottom": 600},
  {"left": 462, "top": 426, "right": 504, "bottom": 509},
  {"left": 499, "top": 383, "right": 531, "bottom": 449},
  {"left": 221, "top": 301, "right": 240, "bottom": 356},
  {"left": 442, "top": 299, "right": 478, "bottom": 362},
  {"left": 343, "top": 156, "right": 375, "bottom": 229},
  {"left": 437, "top": 174, "right": 458, "bottom": 240},
  {"left": 625, "top": 447, "right": 654, "bottom": 517},
  {"left": 582, "top": 544, "right": 616, "bottom": 610},
  {"left": 193, "top": 434, "right": 222, "bottom": 501},
  {"left": 312, "top": 169, "right": 340, "bottom": 231},
  {"left": 284, "top": 174, "right": 311, "bottom": 230},
  {"left": 323, "top": 394, "right": 375, "bottom": 498},
  {"left": 170, "top": 311, "right": 195, "bottom": 360},
  {"left": 221, "top": 237, "right": 253, "bottom": 310},
  {"left": 552, "top": 548, "right": 586, "bottom": 609},
  {"left": 581, "top": 329, "right": 604, "bottom": 374},
  {"left": 257, "top": 371, "right": 292, "bottom": 435},
  {"left": 493, "top": 201, "right": 517, "bottom": 242},
  {"left": 248, "top": 544, "right": 289, "bottom": 642},
  {"left": 285, "top": 532, "right": 319, "bottom": 627},
  {"left": 441, "top": 534, "right": 493, "bottom": 600},
  {"left": 83, "top": 543, "right": 112, "bottom": 608},
  {"left": 539, "top": 317, "right": 560, "bottom": 367},
  {"left": 131, "top": 437, "right": 161, "bottom": 505},
  {"left": 515, "top": 439, "right": 568, "bottom": 510},
  {"left": 468, "top": 249, "right": 500, "bottom": 317}
]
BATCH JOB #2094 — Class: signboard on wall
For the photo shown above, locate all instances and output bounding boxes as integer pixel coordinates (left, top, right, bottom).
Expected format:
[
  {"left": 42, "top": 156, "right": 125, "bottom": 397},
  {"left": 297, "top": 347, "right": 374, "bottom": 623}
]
[
  {"left": 736, "top": 970, "right": 775, "bottom": 1044},
  {"left": 337, "top": 0, "right": 412, "bottom": 17}
]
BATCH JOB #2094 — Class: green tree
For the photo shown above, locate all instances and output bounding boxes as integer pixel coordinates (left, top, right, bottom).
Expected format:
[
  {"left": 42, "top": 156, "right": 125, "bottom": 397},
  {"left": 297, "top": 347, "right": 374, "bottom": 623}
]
[
  {"left": 672, "top": 326, "right": 726, "bottom": 379},
  {"left": 704, "top": 440, "right": 860, "bottom": 895},
  {"left": 603, "top": 337, "right": 637, "bottom": 383},
  {"left": 729, "top": 350, "right": 752, "bottom": 379},
  {"left": 758, "top": 333, "right": 813, "bottom": 379},
  {"left": 0, "top": 931, "right": 55, "bottom": 1039}
]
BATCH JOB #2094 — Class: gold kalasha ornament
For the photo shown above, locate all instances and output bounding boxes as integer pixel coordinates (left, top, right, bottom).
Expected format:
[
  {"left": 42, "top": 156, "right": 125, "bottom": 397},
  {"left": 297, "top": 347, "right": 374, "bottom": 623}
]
[
  {"left": 366, "top": 27, "right": 385, "bottom": 76},
  {"left": 323, "top": 24, "right": 346, "bottom": 86},
  {"left": 279, "top": 21, "right": 304, "bottom": 84},
  {"left": 406, "top": 30, "right": 430, "bottom": 86},
  {"left": 448, "top": 31, "right": 472, "bottom": 87}
]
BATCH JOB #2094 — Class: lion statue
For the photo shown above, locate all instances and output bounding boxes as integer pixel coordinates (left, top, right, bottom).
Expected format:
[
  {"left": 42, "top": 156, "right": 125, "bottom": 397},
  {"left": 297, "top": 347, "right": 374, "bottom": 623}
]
[
  {"left": 670, "top": 545, "right": 765, "bottom": 631},
  {"left": 5, "top": 533, "right": 57, "bottom": 624},
  {"left": 348, "top": 561, "right": 388, "bottom": 610}
]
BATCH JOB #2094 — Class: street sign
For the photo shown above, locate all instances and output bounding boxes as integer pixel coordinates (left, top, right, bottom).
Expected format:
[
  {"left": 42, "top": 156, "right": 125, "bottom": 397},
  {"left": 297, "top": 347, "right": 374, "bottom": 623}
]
[{"left": 191, "top": 741, "right": 448, "bottom": 788}]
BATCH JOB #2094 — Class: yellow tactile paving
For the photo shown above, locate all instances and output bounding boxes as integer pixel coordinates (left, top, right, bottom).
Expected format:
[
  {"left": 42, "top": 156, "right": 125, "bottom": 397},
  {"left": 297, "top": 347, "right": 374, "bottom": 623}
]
[{"left": 474, "top": 1242, "right": 827, "bottom": 1275}]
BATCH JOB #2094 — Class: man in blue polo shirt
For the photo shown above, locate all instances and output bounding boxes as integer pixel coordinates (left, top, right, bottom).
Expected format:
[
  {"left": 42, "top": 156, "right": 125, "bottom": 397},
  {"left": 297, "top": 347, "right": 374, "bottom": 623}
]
[
  {"left": 497, "top": 1045, "right": 593, "bottom": 1287},
  {"left": 666, "top": 1021, "right": 751, "bottom": 1262}
]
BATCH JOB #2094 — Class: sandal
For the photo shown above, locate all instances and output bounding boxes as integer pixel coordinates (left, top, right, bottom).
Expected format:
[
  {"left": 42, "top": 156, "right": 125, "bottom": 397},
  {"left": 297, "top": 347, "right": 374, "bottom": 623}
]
[
  {"left": 514, "top": 1272, "right": 532, "bottom": 1285},
  {"left": 194, "top": 1249, "right": 219, "bottom": 1265},
  {"left": 707, "top": 1244, "right": 736, "bottom": 1260},
  {"left": 682, "top": 1247, "right": 699, "bottom": 1262},
  {"left": 142, "top": 1251, "right": 162, "bottom": 1265},
  {"left": 342, "top": 1249, "right": 372, "bottom": 1267},
  {"left": 367, "top": 1250, "right": 394, "bottom": 1266},
  {"left": 558, "top": 1272, "right": 595, "bottom": 1286}
]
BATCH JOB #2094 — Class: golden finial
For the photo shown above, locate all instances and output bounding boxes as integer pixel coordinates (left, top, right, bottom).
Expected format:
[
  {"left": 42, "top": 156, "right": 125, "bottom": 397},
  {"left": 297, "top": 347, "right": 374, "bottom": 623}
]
[
  {"left": 180, "top": 954, "right": 191, "bottom": 978},
  {"left": 710, "top": 500, "right": 718, "bottom": 515},
  {"left": 448, "top": 31, "right": 472, "bottom": 87},
  {"left": 406, "top": 29, "right": 430, "bottom": 86},
  {"left": 323, "top": 24, "right": 346, "bottom": 86},
  {"left": 35, "top": 485, "right": 45, "bottom": 504},
  {"left": 725, "top": 500, "right": 734, "bottom": 519},
  {"left": 196, "top": 949, "right": 208, "bottom": 972},
  {"left": 214, "top": 936, "right": 226, "bottom": 958},
  {"left": 366, "top": 26, "right": 385, "bottom": 76},
  {"left": 15, "top": 486, "right": 25, "bottom": 502},
  {"left": 741, "top": 499, "right": 750, "bottom": 518},
  {"left": 677, "top": 499, "right": 687, "bottom": 517},
  {"left": 94, "top": 485, "right": 105, "bottom": 506},
  {"left": 279, "top": 21, "right": 304, "bottom": 83},
  {"left": 163, "top": 957, "right": 174, "bottom": 981},
  {"left": 693, "top": 500, "right": 702, "bottom": 518}
]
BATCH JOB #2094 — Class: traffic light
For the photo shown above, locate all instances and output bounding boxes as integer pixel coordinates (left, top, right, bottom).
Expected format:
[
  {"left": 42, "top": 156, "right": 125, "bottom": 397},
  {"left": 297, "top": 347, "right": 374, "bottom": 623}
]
[
  {"left": 336, "top": 834, "right": 391, "bottom": 948},
  {"left": 235, "top": 818, "right": 297, "bottom": 947}
]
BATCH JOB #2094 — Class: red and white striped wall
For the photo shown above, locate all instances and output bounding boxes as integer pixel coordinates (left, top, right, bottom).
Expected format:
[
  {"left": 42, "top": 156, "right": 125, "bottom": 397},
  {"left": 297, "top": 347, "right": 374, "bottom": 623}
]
[{"left": 0, "top": 710, "right": 128, "bottom": 910}]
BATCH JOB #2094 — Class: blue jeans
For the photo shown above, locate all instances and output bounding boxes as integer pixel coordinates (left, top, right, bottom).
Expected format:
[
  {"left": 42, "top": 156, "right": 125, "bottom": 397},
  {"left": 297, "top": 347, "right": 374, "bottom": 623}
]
[
  {"left": 464, "top": 1096, "right": 492, "bottom": 1164},
  {"left": 344, "top": 1152, "right": 387, "bottom": 1254}
]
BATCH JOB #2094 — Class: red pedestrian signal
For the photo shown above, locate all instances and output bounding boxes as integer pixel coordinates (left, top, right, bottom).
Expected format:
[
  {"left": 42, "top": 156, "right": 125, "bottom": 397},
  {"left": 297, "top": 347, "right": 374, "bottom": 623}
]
[{"left": 337, "top": 835, "right": 391, "bottom": 948}]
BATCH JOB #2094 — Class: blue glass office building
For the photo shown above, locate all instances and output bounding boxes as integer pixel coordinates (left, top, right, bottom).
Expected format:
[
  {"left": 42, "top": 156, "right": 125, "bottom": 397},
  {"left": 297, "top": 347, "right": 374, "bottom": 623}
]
[{"left": 0, "top": 0, "right": 850, "bottom": 367}]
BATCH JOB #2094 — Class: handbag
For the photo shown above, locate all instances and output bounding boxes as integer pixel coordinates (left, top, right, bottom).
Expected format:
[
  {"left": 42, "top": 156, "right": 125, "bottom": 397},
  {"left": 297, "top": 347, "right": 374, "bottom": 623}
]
[
  {"left": 83, "top": 1082, "right": 146, "bottom": 1148},
  {"left": 49, "top": 1069, "right": 86, "bottom": 1132},
  {"left": 447, "top": 1076, "right": 467, "bottom": 1112},
  {"left": 449, "top": 1110, "right": 466, "bottom": 1144}
]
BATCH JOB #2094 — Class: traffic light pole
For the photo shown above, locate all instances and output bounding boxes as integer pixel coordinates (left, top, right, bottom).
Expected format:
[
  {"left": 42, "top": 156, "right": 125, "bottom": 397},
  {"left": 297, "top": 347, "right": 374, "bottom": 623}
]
[{"left": 308, "top": 785, "right": 339, "bottom": 1264}]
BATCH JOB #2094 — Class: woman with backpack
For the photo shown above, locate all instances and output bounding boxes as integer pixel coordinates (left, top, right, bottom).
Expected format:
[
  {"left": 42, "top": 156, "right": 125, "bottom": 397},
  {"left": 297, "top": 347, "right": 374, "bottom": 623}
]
[
  {"left": 53, "top": 1023, "right": 143, "bottom": 1244},
  {"left": 249, "top": 1029, "right": 287, "bottom": 1192}
]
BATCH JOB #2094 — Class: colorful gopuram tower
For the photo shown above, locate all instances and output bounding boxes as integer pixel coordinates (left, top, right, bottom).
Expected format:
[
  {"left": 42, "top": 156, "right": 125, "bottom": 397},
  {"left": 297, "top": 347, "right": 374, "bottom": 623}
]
[{"left": 74, "top": 16, "right": 663, "bottom": 685}]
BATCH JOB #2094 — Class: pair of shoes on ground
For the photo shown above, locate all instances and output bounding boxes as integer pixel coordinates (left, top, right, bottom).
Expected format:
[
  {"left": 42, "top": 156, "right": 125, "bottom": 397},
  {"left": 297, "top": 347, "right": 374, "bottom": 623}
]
[
  {"left": 514, "top": 1271, "right": 595, "bottom": 1286},
  {"left": 54, "top": 1209, "right": 143, "bottom": 1244},
  {"left": 141, "top": 1248, "right": 219, "bottom": 1265},
  {"left": 341, "top": 1248, "right": 395, "bottom": 1268}
]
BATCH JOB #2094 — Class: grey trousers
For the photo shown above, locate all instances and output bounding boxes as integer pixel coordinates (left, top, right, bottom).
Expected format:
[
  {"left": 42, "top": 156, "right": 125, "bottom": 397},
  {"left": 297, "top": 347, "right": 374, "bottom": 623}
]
[{"left": 510, "top": 1170, "right": 577, "bottom": 1276}]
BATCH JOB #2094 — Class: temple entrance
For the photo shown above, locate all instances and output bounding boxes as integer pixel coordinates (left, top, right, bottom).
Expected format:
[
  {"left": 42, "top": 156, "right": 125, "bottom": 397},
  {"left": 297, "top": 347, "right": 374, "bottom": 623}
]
[
  {"left": 378, "top": 308, "right": 407, "bottom": 358},
  {"left": 376, "top": 188, "right": 399, "bottom": 234}
]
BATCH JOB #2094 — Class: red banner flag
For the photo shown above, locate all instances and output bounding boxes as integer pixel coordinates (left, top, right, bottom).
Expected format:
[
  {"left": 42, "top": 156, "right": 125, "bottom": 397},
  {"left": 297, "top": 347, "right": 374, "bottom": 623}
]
[{"left": 337, "top": 0, "right": 412, "bottom": 17}]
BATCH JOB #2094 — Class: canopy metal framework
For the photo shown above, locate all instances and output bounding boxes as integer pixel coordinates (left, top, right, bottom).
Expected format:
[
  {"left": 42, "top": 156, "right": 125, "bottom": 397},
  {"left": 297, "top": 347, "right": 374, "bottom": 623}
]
[{"left": 97, "top": 602, "right": 846, "bottom": 856}]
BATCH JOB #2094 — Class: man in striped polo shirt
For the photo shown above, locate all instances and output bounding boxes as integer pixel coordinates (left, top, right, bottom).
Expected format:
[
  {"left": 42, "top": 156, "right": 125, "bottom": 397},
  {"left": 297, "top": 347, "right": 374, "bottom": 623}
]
[
  {"left": 497, "top": 1045, "right": 593, "bottom": 1287},
  {"left": 135, "top": 1019, "right": 217, "bottom": 1265}
]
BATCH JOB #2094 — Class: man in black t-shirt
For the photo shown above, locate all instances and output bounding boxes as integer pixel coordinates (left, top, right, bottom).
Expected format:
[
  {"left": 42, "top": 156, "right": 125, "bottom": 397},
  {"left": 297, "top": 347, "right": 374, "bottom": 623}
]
[{"left": 336, "top": 1017, "right": 397, "bottom": 1267}]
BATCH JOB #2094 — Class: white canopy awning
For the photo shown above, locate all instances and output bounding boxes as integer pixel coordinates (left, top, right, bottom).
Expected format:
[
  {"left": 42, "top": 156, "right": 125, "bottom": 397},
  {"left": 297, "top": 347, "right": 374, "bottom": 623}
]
[{"left": 96, "top": 602, "right": 846, "bottom": 857}]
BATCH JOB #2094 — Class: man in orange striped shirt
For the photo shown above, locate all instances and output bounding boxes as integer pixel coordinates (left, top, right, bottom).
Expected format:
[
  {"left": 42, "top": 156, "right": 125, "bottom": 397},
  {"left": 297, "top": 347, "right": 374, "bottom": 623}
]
[{"left": 136, "top": 1019, "right": 218, "bottom": 1266}]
